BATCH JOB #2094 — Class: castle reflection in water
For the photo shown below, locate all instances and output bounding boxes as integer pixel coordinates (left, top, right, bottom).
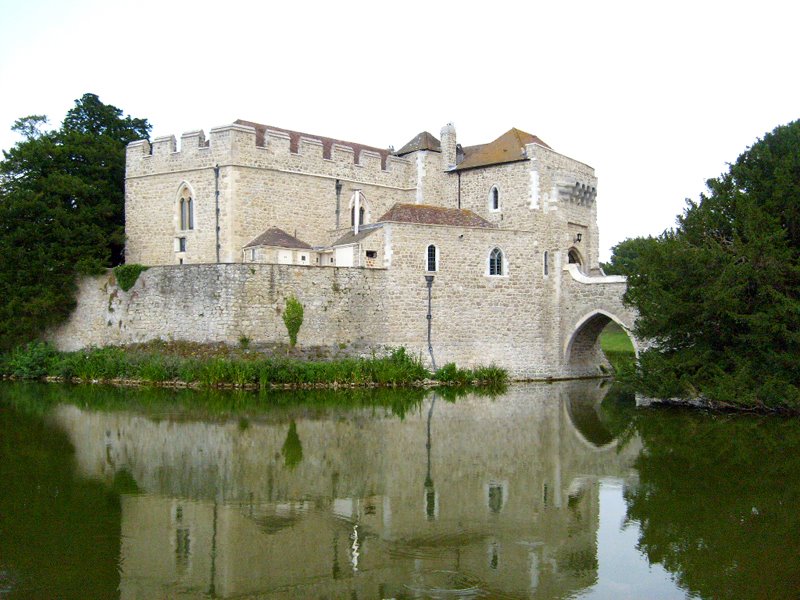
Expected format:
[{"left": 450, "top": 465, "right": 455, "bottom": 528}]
[{"left": 50, "top": 381, "right": 640, "bottom": 599}]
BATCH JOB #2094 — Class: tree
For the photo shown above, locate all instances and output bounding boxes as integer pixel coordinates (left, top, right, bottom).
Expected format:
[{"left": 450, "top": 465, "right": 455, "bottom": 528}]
[
  {"left": 601, "top": 236, "right": 657, "bottom": 276},
  {"left": 625, "top": 120, "right": 800, "bottom": 409},
  {"left": 282, "top": 296, "right": 304, "bottom": 348},
  {"left": 0, "top": 94, "right": 150, "bottom": 351}
]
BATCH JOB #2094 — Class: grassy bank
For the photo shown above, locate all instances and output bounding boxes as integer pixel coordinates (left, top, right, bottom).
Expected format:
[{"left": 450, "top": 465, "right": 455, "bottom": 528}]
[
  {"left": 0, "top": 342, "right": 507, "bottom": 390},
  {"left": 600, "top": 322, "right": 636, "bottom": 375}
]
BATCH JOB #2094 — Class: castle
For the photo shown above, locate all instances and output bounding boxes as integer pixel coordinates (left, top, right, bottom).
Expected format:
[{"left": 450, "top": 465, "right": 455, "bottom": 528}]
[{"left": 50, "top": 120, "right": 636, "bottom": 379}]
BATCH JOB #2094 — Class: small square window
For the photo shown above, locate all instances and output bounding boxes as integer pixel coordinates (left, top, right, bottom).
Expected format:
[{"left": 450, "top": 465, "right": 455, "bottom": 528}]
[{"left": 366, "top": 250, "right": 377, "bottom": 258}]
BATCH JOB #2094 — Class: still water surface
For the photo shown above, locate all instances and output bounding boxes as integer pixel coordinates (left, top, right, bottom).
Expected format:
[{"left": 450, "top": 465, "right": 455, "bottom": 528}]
[{"left": 1, "top": 381, "right": 799, "bottom": 599}]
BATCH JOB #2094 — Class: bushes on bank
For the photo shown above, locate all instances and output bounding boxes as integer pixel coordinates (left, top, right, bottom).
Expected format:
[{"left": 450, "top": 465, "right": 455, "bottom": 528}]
[{"left": 0, "top": 344, "right": 507, "bottom": 389}]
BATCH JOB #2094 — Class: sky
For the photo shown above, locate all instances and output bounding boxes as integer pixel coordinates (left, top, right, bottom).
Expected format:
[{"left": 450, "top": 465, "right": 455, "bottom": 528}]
[{"left": 1, "top": 0, "right": 797, "bottom": 260}]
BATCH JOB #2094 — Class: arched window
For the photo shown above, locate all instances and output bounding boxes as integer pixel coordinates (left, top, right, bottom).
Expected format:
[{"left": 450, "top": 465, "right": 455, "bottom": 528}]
[
  {"left": 426, "top": 244, "right": 438, "bottom": 272},
  {"left": 177, "top": 184, "right": 195, "bottom": 231},
  {"left": 349, "top": 192, "right": 369, "bottom": 227},
  {"left": 180, "top": 198, "right": 187, "bottom": 230},
  {"left": 489, "top": 247, "right": 504, "bottom": 276},
  {"left": 351, "top": 205, "right": 365, "bottom": 226},
  {"left": 489, "top": 185, "right": 500, "bottom": 211}
]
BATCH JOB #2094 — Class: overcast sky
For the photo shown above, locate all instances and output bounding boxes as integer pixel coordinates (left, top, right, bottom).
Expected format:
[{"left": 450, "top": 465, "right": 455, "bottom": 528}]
[{"left": 1, "top": 0, "right": 797, "bottom": 260}]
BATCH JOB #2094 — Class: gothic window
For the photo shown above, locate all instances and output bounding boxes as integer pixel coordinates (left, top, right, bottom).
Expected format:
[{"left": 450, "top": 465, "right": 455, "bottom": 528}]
[
  {"left": 178, "top": 184, "right": 194, "bottom": 231},
  {"left": 180, "top": 198, "right": 187, "bottom": 230},
  {"left": 489, "top": 247, "right": 504, "bottom": 276},
  {"left": 489, "top": 185, "right": 500, "bottom": 211},
  {"left": 426, "top": 244, "right": 438, "bottom": 272},
  {"left": 351, "top": 205, "right": 366, "bottom": 226}
]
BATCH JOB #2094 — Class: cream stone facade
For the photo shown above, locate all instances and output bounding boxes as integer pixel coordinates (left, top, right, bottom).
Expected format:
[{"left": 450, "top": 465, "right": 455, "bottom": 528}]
[{"left": 51, "top": 120, "right": 636, "bottom": 378}]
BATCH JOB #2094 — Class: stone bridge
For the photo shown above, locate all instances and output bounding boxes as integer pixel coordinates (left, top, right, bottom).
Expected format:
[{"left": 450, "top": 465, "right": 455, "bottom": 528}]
[{"left": 558, "top": 264, "right": 639, "bottom": 379}]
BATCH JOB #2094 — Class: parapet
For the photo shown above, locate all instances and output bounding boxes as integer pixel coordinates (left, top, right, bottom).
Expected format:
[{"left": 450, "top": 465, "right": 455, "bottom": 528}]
[{"left": 126, "top": 120, "right": 414, "bottom": 186}]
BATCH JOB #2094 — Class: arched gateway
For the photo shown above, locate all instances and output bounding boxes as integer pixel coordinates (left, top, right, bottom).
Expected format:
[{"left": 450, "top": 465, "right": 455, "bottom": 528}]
[{"left": 559, "top": 265, "right": 639, "bottom": 378}]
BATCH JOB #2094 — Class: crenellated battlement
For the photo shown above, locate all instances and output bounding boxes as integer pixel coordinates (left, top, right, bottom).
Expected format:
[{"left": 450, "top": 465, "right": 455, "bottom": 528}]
[{"left": 126, "top": 121, "right": 415, "bottom": 187}]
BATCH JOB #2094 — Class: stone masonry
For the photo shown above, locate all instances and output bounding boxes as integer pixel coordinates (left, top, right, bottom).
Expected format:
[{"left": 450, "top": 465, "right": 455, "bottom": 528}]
[{"left": 50, "top": 121, "right": 636, "bottom": 379}]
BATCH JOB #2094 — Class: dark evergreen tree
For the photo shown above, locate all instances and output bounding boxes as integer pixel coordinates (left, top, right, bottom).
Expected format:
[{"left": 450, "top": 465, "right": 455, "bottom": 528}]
[
  {"left": 0, "top": 94, "right": 150, "bottom": 350},
  {"left": 601, "top": 236, "right": 657, "bottom": 276},
  {"left": 624, "top": 120, "right": 800, "bottom": 409}
]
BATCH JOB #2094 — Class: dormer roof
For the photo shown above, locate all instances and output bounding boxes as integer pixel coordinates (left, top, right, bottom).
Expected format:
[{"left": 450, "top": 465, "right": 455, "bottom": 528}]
[
  {"left": 456, "top": 128, "right": 550, "bottom": 171},
  {"left": 395, "top": 131, "right": 441, "bottom": 156}
]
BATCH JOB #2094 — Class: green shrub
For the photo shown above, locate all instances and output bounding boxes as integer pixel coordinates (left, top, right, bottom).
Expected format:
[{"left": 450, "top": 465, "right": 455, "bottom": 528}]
[
  {"left": 282, "top": 296, "right": 304, "bottom": 348},
  {"left": 113, "top": 264, "right": 148, "bottom": 292},
  {"left": 8, "top": 342, "right": 59, "bottom": 379}
]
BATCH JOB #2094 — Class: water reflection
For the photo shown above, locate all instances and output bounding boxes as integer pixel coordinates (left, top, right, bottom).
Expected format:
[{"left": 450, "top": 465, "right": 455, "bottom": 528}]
[
  {"left": 35, "top": 381, "right": 639, "bottom": 599},
  {"left": 4, "top": 381, "right": 798, "bottom": 599}
]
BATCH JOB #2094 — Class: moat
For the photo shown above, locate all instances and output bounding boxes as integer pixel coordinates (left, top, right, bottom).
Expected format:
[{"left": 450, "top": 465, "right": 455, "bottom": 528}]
[{"left": 1, "top": 381, "right": 798, "bottom": 599}]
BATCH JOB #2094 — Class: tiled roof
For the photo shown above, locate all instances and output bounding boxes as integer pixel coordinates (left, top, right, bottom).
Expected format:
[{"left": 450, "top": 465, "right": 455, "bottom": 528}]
[
  {"left": 235, "top": 119, "right": 391, "bottom": 169},
  {"left": 395, "top": 131, "right": 441, "bottom": 156},
  {"left": 244, "top": 227, "right": 312, "bottom": 249},
  {"left": 331, "top": 224, "right": 383, "bottom": 246},
  {"left": 456, "top": 128, "right": 550, "bottom": 171},
  {"left": 377, "top": 203, "right": 495, "bottom": 228}
]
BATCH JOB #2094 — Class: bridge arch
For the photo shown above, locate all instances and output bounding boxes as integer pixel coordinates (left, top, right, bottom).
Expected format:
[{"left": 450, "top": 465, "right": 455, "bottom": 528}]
[{"left": 564, "top": 310, "right": 637, "bottom": 375}]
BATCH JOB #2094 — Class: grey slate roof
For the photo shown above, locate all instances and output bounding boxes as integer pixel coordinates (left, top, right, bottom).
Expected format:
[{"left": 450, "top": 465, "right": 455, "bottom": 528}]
[
  {"left": 395, "top": 131, "right": 441, "bottom": 156},
  {"left": 331, "top": 224, "right": 383, "bottom": 246},
  {"left": 377, "top": 203, "right": 495, "bottom": 228},
  {"left": 244, "top": 227, "right": 312, "bottom": 249}
]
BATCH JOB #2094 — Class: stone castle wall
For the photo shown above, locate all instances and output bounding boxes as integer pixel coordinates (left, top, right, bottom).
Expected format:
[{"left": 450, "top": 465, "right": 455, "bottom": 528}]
[
  {"left": 125, "top": 124, "right": 419, "bottom": 265},
  {"left": 48, "top": 237, "right": 634, "bottom": 379},
  {"left": 451, "top": 143, "right": 600, "bottom": 271},
  {"left": 47, "top": 264, "right": 390, "bottom": 351}
]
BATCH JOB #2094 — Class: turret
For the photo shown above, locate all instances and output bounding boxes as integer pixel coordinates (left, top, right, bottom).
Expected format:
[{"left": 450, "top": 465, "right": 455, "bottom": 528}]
[{"left": 440, "top": 123, "right": 457, "bottom": 170}]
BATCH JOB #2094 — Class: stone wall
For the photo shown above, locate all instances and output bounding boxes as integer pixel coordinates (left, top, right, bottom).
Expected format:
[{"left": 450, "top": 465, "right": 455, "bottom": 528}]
[
  {"left": 449, "top": 142, "right": 601, "bottom": 271},
  {"left": 47, "top": 264, "right": 389, "bottom": 351},
  {"left": 125, "top": 124, "right": 417, "bottom": 266},
  {"left": 49, "top": 229, "right": 634, "bottom": 379}
]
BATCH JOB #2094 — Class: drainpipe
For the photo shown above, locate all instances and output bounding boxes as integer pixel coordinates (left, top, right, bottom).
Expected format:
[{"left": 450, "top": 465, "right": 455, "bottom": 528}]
[
  {"left": 335, "top": 179, "right": 342, "bottom": 229},
  {"left": 353, "top": 190, "right": 361, "bottom": 235},
  {"left": 457, "top": 171, "right": 461, "bottom": 209},
  {"left": 425, "top": 274, "right": 437, "bottom": 371},
  {"left": 213, "top": 164, "right": 221, "bottom": 263}
]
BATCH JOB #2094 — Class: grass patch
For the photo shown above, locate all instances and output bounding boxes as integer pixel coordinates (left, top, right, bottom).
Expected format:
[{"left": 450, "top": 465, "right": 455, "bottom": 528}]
[{"left": 600, "top": 322, "right": 636, "bottom": 376}]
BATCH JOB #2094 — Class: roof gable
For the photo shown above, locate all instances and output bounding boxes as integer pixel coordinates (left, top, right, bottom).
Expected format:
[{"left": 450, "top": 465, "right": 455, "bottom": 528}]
[
  {"left": 377, "top": 203, "right": 495, "bottom": 228},
  {"left": 456, "top": 128, "right": 550, "bottom": 170},
  {"left": 331, "top": 224, "right": 383, "bottom": 247},
  {"left": 244, "top": 227, "right": 312, "bottom": 250}
]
